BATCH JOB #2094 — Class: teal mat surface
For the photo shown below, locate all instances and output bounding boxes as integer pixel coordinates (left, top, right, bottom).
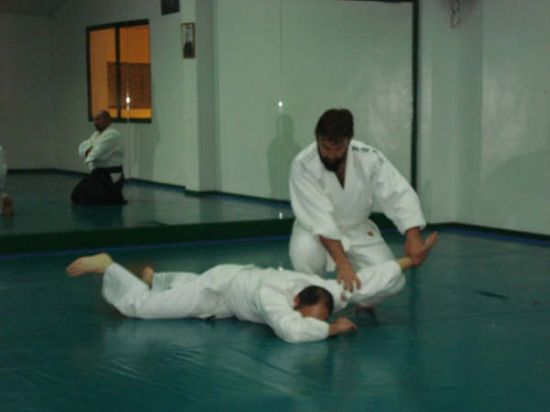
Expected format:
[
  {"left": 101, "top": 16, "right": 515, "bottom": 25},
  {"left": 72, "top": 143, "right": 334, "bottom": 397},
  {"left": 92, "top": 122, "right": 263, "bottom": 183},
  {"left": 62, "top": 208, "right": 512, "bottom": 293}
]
[
  {"left": 2, "top": 171, "right": 293, "bottom": 233},
  {"left": 1, "top": 231, "right": 549, "bottom": 411},
  {"left": 1, "top": 171, "right": 294, "bottom": 254}
]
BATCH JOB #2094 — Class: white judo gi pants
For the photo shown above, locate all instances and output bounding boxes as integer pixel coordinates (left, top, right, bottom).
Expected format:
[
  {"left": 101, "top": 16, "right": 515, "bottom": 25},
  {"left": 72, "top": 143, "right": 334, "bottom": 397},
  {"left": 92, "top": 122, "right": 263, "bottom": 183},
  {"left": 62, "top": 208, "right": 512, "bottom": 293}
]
[
  {"left": 289, "top": 222, "right": 395, "bottom": 275},
  {"left": 101, "top": 261, "right": 405, "bottom": 321},
  {"left": 102, "top": 263, "right": 243, "bottom": 320}
]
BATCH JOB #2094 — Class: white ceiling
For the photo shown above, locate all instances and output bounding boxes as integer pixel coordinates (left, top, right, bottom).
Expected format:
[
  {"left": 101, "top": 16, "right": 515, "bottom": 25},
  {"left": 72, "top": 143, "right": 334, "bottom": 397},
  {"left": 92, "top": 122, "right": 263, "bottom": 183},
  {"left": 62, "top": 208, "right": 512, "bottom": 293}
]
[{"left": 0, "top": 0, "right": 68, "bottom": 16}]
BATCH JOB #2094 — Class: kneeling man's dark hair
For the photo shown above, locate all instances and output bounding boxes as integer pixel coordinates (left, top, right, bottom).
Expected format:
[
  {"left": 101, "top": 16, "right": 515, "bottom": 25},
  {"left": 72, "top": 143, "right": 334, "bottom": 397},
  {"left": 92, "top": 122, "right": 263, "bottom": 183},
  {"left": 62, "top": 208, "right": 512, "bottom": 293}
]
[
  {"left": 297, "top": 286, "right": 334, "bottom": 314},
  {"left": 315, "top": 108, "right": 354, "bottom": 143}
]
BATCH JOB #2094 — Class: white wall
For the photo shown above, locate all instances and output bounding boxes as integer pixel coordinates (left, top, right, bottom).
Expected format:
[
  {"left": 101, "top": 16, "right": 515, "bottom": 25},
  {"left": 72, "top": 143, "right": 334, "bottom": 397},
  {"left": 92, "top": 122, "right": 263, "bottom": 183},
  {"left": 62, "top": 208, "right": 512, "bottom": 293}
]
[
  {"left": 0, "top": 13, "right": 53, "bottom": 169},
  {"left": 215, "top": 0, "right": 413, "bottom": 200},
  {"left": 196, "top": 0, "right": 218, "bottom": 191},
  {"left": 470, "top": 0, "right": 550, "bottom": 234},
  {"left": 418, "top": 0, "right": 481, "bottom": 224},
  {"left": 419, "top": 0, "right": 550, "bottom": 234}
]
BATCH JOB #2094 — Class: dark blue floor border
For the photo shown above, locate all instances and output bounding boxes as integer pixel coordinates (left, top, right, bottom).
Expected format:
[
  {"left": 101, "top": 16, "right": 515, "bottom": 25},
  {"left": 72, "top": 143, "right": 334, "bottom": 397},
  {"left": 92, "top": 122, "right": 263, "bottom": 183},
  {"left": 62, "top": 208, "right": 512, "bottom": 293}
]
[
  {"left": 2, "top": 223, "right": 548, "bottom": 262},
  {"left": 0, "top": 234, "right": 292, "bottom": 261},
  {"left": 431, "top": 224, "right": 550, "bottom": 248}
]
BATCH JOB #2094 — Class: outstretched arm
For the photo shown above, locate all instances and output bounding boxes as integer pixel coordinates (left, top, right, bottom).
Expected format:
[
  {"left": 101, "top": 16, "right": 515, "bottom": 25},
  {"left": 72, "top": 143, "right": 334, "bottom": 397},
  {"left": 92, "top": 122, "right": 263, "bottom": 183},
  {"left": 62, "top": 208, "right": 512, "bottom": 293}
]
[{"left": 343, "top": 232, "right": 439, "bottom": 308}]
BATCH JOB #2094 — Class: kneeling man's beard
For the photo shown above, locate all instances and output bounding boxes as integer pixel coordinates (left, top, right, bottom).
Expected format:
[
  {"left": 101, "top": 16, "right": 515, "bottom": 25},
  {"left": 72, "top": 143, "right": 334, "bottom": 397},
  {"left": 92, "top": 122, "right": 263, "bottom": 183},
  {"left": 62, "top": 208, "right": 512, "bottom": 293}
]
[{"left": 320, "top": 155, "right": 345, "bottom": 173}]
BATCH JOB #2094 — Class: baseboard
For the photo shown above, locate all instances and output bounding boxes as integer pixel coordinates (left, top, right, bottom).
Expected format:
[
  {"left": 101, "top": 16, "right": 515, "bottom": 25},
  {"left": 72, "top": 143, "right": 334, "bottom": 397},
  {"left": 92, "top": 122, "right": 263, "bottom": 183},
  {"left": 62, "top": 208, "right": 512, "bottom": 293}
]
[
  {"left": 427, "top": 222, "right": 550, "bottom": 244},
  {"left": 0, "top": 219, "right": 294, "bottom": 255}
]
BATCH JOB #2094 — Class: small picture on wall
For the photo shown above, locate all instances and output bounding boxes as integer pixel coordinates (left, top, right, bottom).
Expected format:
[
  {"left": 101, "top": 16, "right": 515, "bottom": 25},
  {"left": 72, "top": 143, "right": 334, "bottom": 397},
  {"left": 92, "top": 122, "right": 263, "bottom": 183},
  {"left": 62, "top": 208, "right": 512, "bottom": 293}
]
[{"left": 181, "top": 22, "right": 195, "bottom": 59}]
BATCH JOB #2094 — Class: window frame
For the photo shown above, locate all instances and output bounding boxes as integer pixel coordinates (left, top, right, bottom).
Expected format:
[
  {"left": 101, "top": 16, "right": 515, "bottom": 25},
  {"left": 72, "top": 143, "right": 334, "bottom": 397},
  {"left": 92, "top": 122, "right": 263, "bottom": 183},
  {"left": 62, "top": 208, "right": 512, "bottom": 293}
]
[{"left": 86, "top": 19, "right": 152, "bottom": 124}]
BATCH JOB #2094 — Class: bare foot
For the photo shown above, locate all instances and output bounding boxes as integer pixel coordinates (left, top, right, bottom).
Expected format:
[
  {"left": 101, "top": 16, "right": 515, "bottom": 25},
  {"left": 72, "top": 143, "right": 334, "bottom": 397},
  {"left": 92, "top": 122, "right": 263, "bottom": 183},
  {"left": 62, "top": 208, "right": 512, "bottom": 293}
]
[
  {"left": 1, "top": 194, "right": 14, "bottom": 217},
  {"left": 140, "top": 266, "right": 154, "bottom": 288},
  {"left": 66, "top": 253, "right": 113, "bottom": 277}
]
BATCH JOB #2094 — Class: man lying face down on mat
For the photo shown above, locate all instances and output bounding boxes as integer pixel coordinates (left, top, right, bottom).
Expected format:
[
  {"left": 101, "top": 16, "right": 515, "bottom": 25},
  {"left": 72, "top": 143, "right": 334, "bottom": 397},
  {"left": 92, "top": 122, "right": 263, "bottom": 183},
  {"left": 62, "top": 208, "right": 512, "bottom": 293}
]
[{"left": 66, "top": 233, "right": 436, "bottom": 343}]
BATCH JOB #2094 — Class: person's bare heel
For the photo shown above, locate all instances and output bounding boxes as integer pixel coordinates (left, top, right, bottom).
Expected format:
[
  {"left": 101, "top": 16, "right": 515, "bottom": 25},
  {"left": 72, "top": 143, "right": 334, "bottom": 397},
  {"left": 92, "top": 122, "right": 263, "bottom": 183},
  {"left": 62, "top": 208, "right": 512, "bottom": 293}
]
[{"left": 140, "top": 266, "right": 155, "bottom": 288}]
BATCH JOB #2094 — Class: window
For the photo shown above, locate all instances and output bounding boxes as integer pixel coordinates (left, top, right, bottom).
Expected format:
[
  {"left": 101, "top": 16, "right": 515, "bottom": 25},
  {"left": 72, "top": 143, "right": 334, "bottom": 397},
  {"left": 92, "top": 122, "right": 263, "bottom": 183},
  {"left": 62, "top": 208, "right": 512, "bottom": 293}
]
[{"left": 87, "top": 20, "right": 152, "bottom": 122}]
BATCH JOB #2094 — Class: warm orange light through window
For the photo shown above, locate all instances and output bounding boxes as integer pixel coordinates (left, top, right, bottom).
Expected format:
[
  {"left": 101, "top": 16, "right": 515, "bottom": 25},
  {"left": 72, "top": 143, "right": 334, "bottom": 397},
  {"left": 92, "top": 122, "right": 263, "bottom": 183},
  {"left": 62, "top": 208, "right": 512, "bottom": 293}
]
[
  {"left": 89, "top": 28, "right": 116, "bottom": 119},
  {"left": 88, "top": 22, "right": 152, "bottom": 121}
]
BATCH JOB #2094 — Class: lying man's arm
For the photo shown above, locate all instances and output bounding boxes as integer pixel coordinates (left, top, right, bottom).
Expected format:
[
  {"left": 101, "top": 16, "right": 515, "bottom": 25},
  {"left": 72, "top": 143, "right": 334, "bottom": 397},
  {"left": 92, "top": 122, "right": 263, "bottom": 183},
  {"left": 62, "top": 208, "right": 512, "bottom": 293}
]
[{"left": 267, "top": 310, "right": 357, "bottom": 343}]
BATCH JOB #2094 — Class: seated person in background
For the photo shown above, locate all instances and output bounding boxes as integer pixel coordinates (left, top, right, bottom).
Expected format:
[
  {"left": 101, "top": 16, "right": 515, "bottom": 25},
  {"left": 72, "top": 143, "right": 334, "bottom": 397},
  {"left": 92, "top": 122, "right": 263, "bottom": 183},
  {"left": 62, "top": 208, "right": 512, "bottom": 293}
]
[
  {"left": 0, "top": 144, "right": 14, "bottom": 216},
  {"left": 71, "top": 110, "right": 125, "bottom": 205},
  {"left": 66, "top": 233, "right": 437, "bottom": 343}
]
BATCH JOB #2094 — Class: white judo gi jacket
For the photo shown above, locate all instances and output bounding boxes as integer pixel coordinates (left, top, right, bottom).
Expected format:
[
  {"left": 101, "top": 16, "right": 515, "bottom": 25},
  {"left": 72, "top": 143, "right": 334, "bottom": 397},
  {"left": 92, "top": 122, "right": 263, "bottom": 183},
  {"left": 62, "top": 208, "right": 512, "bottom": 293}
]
[
  {"left": 290, "top": 140, "right": 426, "bottom": 251},
  {"left": 78, "top": 126, "right": 123, "bottom": 171},
  {"left": 102, "top": 261, "right": 404, "bottom": 343}
]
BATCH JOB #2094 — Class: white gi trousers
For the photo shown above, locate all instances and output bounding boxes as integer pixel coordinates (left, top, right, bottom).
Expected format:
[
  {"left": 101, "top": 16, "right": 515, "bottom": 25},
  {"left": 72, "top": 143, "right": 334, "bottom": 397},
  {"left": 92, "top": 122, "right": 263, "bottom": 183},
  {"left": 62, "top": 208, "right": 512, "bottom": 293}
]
[
  {"left": 101, "top": 261, "right": 404, "bottom": 323},
  {"left": 102, "top": 264, "right": 243, "bottom": 320},
  {"left": 289, "top": 221, "right": 395, "bottom": 276}
]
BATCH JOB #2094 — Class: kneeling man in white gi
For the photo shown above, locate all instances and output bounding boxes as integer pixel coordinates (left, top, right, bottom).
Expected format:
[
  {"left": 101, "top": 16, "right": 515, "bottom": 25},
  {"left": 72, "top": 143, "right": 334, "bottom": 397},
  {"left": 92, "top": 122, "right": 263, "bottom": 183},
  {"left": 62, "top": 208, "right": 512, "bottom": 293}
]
[
  {"left": 66, "top": 234, "right": 436, "bottom": 343},
  {"left": 290, "top": 108, "right": 427, "bottom": 292}
]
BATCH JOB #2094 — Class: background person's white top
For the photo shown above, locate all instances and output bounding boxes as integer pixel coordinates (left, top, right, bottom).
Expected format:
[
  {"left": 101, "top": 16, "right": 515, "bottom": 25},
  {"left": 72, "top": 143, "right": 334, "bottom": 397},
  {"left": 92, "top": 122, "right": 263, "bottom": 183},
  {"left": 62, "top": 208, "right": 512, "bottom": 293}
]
[
  {"left": 290, "top": 140, "right": 426, "bottom": 249},
  {"left": 78, "top": 126, "right": 123, "bottom": 171}
]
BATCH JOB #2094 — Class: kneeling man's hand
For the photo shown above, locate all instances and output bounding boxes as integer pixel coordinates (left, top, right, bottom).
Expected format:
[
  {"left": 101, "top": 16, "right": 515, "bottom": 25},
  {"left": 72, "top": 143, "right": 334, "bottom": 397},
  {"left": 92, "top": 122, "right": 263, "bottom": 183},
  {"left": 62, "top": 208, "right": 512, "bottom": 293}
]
[{"left": 337, "top": 264, "right": 361, "bottom": 292}]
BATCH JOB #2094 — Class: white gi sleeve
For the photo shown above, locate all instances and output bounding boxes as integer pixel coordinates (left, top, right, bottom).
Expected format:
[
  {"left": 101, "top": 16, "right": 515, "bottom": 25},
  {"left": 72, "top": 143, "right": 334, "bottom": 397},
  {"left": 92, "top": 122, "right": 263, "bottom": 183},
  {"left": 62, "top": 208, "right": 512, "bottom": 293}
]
[
  {"left": 289, "top": 160, "right": 342, "bottom": 240},
  {"left": 265, "top": 309, "right": 330, "bottom": 344},
  {"left": 85, "top": 129, "right": 122, "bottom": 165},
  {"left": 371, "top": 152, "right": 426, "bottom": 234},
  {"left": 78, "top": 136, "right": 94, "bottom": 159},
  {"left": 350, "top": 261, "right": 405, "bottom": 306},
  {"left": 260, "top": 288, "right": 330, "bottom": 343}
]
